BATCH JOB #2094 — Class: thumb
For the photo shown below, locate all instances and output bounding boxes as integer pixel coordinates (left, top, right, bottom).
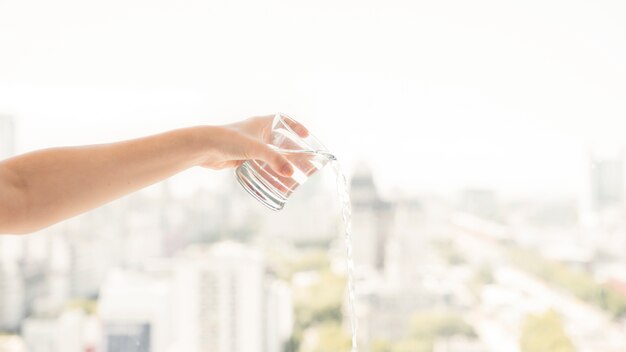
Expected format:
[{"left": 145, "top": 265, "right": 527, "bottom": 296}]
[{"left": 246, "top": 140, "right": 294, "bottom": 177}]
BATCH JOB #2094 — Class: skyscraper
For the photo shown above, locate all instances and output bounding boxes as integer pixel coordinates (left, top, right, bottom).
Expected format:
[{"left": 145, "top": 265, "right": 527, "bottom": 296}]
[
  {"left": 0, "top": 260, "right": 25, "bottom": 332},
  {"left": 22, "top": 310, "right": 99, "bottom": 352},
  {"left": 350, "top": 162, "right": 393, "bottom": 271},
  {"left": 590, "top": 156, "right": 624, "bottom": 212},
  {"left": 264, "top": 279, "right": 294, "bottom": 352},
  {"left": 580, "top": 148, "right": 625, "bottom": 228},
  {"left": 99, "top": 242, "right": 292, "bottom": 352},
  {"left": 174, "top": 242, "right": 292, "bottom": 352},
  {"left": 99, "top": 269, "right": 173, "bottom": 352},
  {"left": 0, "top": 115, "right": 26, "bottom": 329},
  {"left": 577, "top": 147, "right": 626, "bottom": 257}
]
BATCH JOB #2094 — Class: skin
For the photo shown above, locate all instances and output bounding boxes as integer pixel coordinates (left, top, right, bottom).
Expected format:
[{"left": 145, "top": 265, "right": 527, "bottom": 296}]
[{"left": 0, "top": 115, "right": 309, "bottom": 235}]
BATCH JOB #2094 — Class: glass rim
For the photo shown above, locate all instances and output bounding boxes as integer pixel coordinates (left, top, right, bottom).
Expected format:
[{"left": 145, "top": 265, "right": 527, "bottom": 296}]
[{"left": 275, "top": 112, "right": 329, "bottom": 153}]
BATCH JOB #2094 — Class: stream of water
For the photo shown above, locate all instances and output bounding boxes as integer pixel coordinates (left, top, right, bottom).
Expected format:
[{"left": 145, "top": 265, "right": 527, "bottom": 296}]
[
  {"left": 248, "top": 147, "right": 358, "bottom": 351},
  {"left": 330, "top": 160, "right": 358, "bottom": 352}
]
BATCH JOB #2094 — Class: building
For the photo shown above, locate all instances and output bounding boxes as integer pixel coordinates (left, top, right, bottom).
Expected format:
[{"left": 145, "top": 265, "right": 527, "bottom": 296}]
[
  {"left": 580, "top": 148, "right": 625, "bottom": 225},
  {"left": 174, "top": 242, "right": 292, "bottom": 352},
  {"left": 579, "top": 148, "right": 626, "bottom": 254},
  {"left": 355, "top": 276, "right": 447, "bottom": 346},
  {"left": 589, "top": 153, "right": 624, "bottom": 212},
  {"left": 264, "top": 279, "right": 294, "bottom": 352},
  {"left": 98, "top": 242, "right": 293, "bottom": 352},
  {"left": 349, "top": 162, "right": 393, "bottom": 271},
  {"left": 174, "top": 242, "right": 265, "bottom": 352},
  {"left": 22, "top": 310, "right": 100, "bottom": 352},
  {"left": 0, "top": 116, "right": 23, "bottom": 318},
  {"left": 99, "top": 268, "right": 173, "bottom": 352},
  {"left": 0, "top": 260, "right": 25, "bottom": 332},
  {"left": 459, "top": 188, "right": 500, "bottom": 221}
]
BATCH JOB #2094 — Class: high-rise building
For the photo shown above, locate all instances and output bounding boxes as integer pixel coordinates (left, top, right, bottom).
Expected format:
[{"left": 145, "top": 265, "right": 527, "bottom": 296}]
[
  {"left": 350, "top": 162, "right": 393, "bottom": 271},
  {"left": 174, "top": 242, "right": 292, "bottom": 352},
  {"left": 459, "top": 188, "right": 499, "bottom": 221},
  {"left": 578, "top": 147, "right": 626, "bottom": 254},
  {"left": 356, "top": 277, "right": 444, "bottom": 347},
  {"left": 98, "top": 242, "right": 293, "bottom": 352},
  {"left": 0, "top": 111, "right": 21, "bottom": 324},
  {"left": 174, "top": 242, "right": 265, "bottom": 352},
  {"left": 589, "top": 155, "right": 623, "bottom": 212},
  {"left": 99, "top": 268, "right": 173, "bottom": 352},
  {"left": 22, "top": 310, "right": 100, "bottom": 352},
  {"left": 0, "top": 260, "right": 25, "bottom": 332},
  {"left": 580, "top": 148, "right": 625, "bottom": 227},
  {"left": 264, "top": 279, "right": 294, "bottom": 352}
]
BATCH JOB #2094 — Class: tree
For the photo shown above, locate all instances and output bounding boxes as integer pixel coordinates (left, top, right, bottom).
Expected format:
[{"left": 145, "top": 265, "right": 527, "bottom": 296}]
[
  {"left": 311, "top": 322, "right": 352, "bottom": 352},
  {"left": 410, "top": 311, "right": 476, "bottom": 339},
  {"left": 520, "top": 310, "right": 574, "bottom": 352}
]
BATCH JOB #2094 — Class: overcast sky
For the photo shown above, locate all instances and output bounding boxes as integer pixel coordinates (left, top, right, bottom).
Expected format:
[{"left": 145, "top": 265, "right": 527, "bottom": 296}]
[{"left": 1, "top": 0, "right": 625, "bottom": 197}]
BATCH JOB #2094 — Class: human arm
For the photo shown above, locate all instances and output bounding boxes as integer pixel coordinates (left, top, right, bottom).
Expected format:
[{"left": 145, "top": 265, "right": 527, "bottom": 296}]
[{"left": 0, "top": 115, "right": 306, "bottom": 234}]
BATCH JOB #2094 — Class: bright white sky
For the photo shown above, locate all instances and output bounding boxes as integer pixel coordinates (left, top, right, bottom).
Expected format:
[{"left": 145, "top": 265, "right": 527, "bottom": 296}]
[{"left": 0, "top": 0, "right": 625, "bottom": 197}]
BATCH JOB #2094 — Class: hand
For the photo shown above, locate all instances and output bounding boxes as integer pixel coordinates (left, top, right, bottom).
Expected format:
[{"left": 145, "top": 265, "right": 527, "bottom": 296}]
[{"left": 198, "top": 114, "right": 309, "bottom": 177}]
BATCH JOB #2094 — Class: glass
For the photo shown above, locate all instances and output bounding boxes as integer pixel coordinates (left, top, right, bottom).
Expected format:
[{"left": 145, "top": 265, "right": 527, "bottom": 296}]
[{"left": 235, "top": 113, "right": 335, "bottom": 210}]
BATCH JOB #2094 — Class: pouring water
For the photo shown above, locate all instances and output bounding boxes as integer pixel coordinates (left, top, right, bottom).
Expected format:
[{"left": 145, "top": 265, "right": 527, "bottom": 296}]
[
  {"left": 289, "top": 149, "right": 358, "bottom": 352},
  {"left": 234, "top": 113, "right": 358, "bottom": 351}
]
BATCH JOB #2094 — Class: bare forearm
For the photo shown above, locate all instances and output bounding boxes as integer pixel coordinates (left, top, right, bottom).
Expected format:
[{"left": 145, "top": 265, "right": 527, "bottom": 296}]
[
  {"left": 0, "top": 114, "right": 297, "bottom": 235},
  {"left": 0, "top": 126, "right": 210, "bottom": 234}
]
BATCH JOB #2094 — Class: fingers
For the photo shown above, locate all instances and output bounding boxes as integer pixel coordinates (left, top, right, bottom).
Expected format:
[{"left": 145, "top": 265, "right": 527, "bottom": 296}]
[
  {"left": 247, "top": 139, "right": 294, "bottom": 177},
  {"left": 281, "top": 115, "right": 309, "bottom": 138}
]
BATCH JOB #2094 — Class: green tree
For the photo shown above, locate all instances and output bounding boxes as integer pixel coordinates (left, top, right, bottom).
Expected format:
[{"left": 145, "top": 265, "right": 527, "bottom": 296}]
[
  {"left": 311, "top": 322, "right": 352, "bottom": 352},
  {"left": 371, "top": 339, "right": 394, "bottom": 352},
  {"left": 294, "top": 271, "right": 345, "bottom": 328},
  {"left": 371, "top": 338, "right": 439, "bottom": 352},
  {"left": 410, "top": 311, "right": 476, "bottom": 339},
  {"left": 520, "top": 310, "right": 574, "bottom": 352},
  {"left": 475, "top": 265, "right": 494, "bottom": 286},
  {"left": 510, "top": 248, "right": 626, "bottom": 319}
]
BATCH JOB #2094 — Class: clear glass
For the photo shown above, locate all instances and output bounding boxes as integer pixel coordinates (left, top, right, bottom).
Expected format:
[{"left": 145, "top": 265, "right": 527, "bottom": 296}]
[{"left": 235, "top": 113, "right": 335, "bottom": 211}]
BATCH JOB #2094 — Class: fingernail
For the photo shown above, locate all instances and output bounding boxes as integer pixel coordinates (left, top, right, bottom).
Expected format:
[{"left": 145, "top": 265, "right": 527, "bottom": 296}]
[{"left": 282, "top": 164, "right": 294, "bottom": 176}]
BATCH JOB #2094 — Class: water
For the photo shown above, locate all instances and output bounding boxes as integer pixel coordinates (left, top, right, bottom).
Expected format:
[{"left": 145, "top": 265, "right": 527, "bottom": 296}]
[
  {"left": 244, "top": 147, "right": 358, "bottom": 350},
  {"left": 330, "top": 160, "right": 358, "bottom": 352}
]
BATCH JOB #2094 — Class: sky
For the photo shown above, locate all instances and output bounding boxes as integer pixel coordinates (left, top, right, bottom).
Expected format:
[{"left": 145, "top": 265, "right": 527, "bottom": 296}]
[{"left": 0, "top": 0, "right": 625, "bottom": 198}]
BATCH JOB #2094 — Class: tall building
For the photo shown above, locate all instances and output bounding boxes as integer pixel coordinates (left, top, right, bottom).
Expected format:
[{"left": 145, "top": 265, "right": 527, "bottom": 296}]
[
  {"left": 580, "top": 148, "right": 625, "bottom": 227},
  {"left": 174, "top": 242, "right": 292, "bottom": 352},
  {"left": 578, "top": 147, "right": 626, "bottom": 255},
  {"left": 99, "top": 268, "right": 173, "bottom": 352},
  {"left": 0, "top": 260, "right": 25, "bottom": 332},
  {"left": 350, "top": 162, "right": 393, "bottom": 271},
  {"left": 22, "top": 310, "right": 100, "bottom": 352},
  {"left": 264, "top": 280, "right": 294, "bottom": 352},
  {"left": 0, "top": 115, "right": 22, "bottom": 306},
  {"left": 589, "top": 154, "right": 624, "bottom": 212},
  {"left": 174, "top": 242, "right": 265, "bottom": 352},
  {"left": 98, "top": 242, "right": 293, "bottom": 352},
  {"left": 459, "top": 188, "right": 499, "bottom": 221}
]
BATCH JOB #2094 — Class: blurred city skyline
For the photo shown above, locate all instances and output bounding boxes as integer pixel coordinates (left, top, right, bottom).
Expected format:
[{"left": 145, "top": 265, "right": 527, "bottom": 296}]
[{"left": 2, "top": 1, "right": 626, "bottom": 351}]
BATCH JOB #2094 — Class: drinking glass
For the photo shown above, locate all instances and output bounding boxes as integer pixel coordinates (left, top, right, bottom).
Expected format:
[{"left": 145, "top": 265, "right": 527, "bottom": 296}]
[{"left": 235, "top": 113, "right": 334, "bottom": 210}]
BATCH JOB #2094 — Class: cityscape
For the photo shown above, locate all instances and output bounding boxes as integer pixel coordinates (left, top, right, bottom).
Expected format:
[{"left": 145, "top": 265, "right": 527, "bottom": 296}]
[
  {"left": 1, "top": 0, "right": 625, "bottom": 350},
  {"left": 2, "top": 113, "right": 626, "bottom": 352}
]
